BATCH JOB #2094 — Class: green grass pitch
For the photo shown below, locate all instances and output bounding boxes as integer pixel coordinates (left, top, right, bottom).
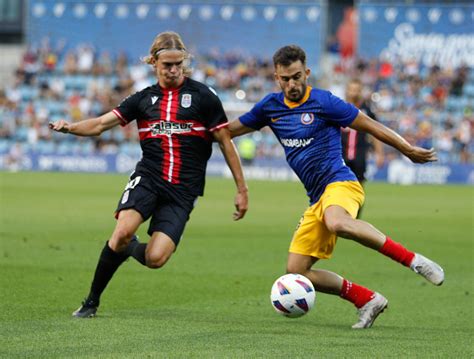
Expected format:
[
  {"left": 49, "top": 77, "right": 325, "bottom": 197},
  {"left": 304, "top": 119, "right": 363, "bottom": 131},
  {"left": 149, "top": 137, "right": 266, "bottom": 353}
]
[{"left": 0, "top": 171, "right": 472, "bottom": 358}]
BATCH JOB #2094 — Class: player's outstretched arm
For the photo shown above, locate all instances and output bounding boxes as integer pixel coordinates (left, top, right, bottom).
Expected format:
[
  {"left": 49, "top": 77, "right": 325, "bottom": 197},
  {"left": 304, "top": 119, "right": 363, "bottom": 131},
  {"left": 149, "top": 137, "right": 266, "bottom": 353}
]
[
  {"left": 350, "top": 111, "right": 437, "bottom": 164},
  {"left": 213, "top": 126, "right": 249, "bottom": 220},
  {"left": 228, "top": 119, "right": 255, "bottom": 138},
  {"left": 48, "top": 111, "right": 121, "bottom": 137}
]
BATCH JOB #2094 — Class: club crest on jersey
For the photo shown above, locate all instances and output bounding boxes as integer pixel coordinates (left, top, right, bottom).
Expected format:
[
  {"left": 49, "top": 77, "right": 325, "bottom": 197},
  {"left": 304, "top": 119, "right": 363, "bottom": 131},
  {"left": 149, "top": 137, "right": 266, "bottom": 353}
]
[
  {"left": 301, "top": 113, "right": 314, "bottom": 125},
  {"left": 181, "top": 94, "right": 192, "bottom": 108}
]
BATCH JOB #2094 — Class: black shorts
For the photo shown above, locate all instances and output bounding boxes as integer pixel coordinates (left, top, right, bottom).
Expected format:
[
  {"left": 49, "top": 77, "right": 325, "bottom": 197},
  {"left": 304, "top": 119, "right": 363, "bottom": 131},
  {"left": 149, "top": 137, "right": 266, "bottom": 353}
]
[{"left": 115, "top": 172, "right": 197, "bottom": 246}]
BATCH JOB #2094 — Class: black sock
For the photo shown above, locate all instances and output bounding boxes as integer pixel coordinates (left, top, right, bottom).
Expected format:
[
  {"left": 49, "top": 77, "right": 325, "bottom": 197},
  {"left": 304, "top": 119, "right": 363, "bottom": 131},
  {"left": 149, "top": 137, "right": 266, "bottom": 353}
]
[
  {"left": 87, "top": 241, "right": 128, "bottom": 304},
  {"left": 126, "top": 241, "right": 147, "bottom": 266}
]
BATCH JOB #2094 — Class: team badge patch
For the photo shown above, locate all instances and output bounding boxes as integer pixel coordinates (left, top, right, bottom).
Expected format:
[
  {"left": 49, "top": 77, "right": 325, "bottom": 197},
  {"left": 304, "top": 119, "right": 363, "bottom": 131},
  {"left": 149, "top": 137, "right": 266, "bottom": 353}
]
[
  {"left": 301, "top": 113, "right": 314, "bottom": 125},
  {"left": 181, "top": 94, "right": 192, "bottom": 108}
]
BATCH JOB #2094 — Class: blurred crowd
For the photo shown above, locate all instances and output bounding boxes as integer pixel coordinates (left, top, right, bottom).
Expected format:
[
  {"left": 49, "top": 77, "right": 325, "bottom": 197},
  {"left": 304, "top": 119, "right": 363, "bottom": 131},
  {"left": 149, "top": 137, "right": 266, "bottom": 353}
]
[
  {"left": 326, "top": 57, "right": 473, "bottom": 164},
  {"left": 1, "top": 41, "right": 472, "bottom": 165}
]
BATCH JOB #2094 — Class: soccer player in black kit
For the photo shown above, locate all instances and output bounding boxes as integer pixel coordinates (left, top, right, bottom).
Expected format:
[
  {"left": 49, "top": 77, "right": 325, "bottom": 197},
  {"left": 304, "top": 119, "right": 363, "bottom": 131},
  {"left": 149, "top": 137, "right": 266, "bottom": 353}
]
[
  {"left": 341, "top": 79, "right": 384, "bottom": 184},
  {"left": 49, "top": 32, "right": 249, "bottom": 318}
]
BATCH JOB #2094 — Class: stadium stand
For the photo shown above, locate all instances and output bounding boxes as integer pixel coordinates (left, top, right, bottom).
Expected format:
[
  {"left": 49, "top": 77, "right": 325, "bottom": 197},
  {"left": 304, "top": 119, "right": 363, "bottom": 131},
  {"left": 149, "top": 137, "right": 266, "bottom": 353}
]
[
  {"left": 0, "top": 1, "right": 472, "bottom": 181},
  {"left": 1, "top": 42, "right": 472, "bottom": 164}
]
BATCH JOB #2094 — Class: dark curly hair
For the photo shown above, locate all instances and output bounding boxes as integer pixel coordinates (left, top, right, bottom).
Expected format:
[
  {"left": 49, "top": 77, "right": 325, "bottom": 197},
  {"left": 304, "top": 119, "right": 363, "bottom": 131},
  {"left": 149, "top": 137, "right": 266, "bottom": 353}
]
[{"left": 273, "top": 45, "right": 306, "bottom": 68}]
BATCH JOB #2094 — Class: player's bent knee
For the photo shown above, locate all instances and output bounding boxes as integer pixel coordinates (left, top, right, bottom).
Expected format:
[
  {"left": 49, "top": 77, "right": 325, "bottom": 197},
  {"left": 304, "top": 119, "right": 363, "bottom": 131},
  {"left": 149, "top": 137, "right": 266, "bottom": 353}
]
[
  {"left": 112, "top": 227, "right": 135, "bottom": 242},
  {"left": 324, "top": 217, "right": 340, "bottom": 234},
  {"left": 109, "top": 228, "right": 134, "bottom": 251},
  {"left": 324, "top": 217, "right": 353, "bottom": 236},
  {"left": 145, "top": 253, "right": 171, "bottom": 269}
]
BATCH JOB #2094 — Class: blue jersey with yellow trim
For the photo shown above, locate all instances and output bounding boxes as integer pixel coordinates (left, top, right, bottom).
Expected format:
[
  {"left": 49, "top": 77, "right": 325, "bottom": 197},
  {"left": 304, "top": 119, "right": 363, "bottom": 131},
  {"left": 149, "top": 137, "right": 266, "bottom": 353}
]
[{"left": 240, "top": 86, "right": 359, "bottom": 204}]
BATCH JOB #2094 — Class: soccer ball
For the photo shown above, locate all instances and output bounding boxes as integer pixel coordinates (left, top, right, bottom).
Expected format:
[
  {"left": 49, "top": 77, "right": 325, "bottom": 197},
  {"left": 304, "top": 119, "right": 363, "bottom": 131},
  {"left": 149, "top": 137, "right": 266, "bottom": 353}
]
[{"left": 270, "top": 273, "right": 316, "bottom": 318}]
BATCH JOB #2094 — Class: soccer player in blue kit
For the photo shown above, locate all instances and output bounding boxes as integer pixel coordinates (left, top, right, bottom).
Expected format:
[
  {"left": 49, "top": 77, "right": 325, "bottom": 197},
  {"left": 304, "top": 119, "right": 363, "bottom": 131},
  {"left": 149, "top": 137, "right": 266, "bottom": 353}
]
[{"left": 229, "top": 45, "right": 444, "bottom": 329}]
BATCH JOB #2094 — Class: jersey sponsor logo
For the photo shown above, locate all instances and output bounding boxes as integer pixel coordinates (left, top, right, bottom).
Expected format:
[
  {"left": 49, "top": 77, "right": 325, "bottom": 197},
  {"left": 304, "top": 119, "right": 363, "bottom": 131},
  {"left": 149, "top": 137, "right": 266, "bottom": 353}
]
[
  {"left": 181, "top": 94, "right": 192, "bottom": 108},
  {"left": 301, "top": 113, "right": 314, "bottom": 125},
  {"left": 150, "top": 121, "right": 193, "bottom": 136},
  {"left": 280, "top": 138, "right": 314, "bottom": 148},
  {"left": 151, "top": 96, "right": 159, "bottom": 105}
]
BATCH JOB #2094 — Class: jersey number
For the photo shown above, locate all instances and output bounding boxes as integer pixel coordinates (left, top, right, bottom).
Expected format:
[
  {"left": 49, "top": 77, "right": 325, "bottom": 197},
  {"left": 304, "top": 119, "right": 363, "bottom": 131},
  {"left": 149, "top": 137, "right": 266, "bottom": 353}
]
[{"left": 125, "top": 176, "right": 141, "bottom": 190}]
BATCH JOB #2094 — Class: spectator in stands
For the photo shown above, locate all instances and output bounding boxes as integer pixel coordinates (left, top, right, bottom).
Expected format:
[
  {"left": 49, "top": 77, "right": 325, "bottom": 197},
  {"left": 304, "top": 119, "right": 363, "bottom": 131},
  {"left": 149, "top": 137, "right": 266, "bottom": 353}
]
[
  {"left": 5, "top": 79, "right": 21, "bottom": 104},
  {"left": 449, "top": 65, "right": 468, "bottom": 97},
  {"left": 455, "top": 117, "right": 472, "bottom": 163},
  {"left": 5, "top": 142, "right": 24, "bottom": 171},
  {"left": 43, "top": 50, "right": 58, "bottom": 72},
  {"left": 115, "top": 51, "right": 129, "bottom": 74},
  {"left": 63, "top": 51, "right": 78, "bottom": 74},
  {"left": 77, "top": 45, "right": 94, "bottom": 73},
  {"left": 94, "top": 51, "right": 114, "bottom": 75},
  {"left": 20, "top": 47, "right": 40, "bottom": 84},
  {"left": 237, "top": 137, "right": 257, "bottom": 166},
  {"left": 436, "top": 122, "right": 454, "bottom": 163},
  {"left": 416, "top": 121, "right": 433, "bottom": 149},
  {"left": 0, "top": 90, "right": 17, "bottom": 138},
  {"left": 336, "top": 7, "right": 356, "bottom": 66}
]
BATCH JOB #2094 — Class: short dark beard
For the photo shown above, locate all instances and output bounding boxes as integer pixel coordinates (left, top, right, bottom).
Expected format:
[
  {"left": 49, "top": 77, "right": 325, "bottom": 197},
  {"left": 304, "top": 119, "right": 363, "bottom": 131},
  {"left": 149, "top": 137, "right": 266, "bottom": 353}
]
[{"left": 288, "top": 84, "right": 306, "bottom": 102}]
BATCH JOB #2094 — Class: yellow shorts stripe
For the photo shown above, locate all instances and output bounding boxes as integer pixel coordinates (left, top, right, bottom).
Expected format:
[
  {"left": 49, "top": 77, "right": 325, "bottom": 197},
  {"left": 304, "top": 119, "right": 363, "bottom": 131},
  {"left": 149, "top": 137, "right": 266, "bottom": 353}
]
[{"left": 289, "top": 181, "right": 365, "bottom": 259}]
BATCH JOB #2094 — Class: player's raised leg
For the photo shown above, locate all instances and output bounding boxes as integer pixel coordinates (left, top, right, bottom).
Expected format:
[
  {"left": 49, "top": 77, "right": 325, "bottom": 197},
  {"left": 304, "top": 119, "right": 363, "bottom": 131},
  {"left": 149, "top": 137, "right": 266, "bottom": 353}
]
[
  {"left": 72, "top": 209, "right": 143, "bottom": 318},
  {"left": 287, "top": 253, "right": 388, "bottom": 329},
  {"left": 144, "top": 232, "right": 176, "bottom": 269},
  {"left": 123, "top": 231, "right": 176, "bottom": 268},
  {"left": 323, "top": 205, "right": 445, "bottom": 285}
]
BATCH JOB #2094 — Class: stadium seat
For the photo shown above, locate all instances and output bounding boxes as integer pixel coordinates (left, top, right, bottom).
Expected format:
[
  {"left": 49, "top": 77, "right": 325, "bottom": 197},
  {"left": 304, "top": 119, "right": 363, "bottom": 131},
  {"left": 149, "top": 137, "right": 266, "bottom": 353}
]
[
  {"left": 14, "top": 127, "right": 29, "bottom": 141},
  {"left": 36, "top": 140, "right": 56, "bottom": 154},
  {"left": 79, "top": 141, "right": 95, "bottom": 155},
  {"left": 0, "top": 138, "right": 11, "bottom": 154},
  {"left": 56, "top": 141, "right": 74, "bottom": 155},
  {"left": 463, "top": 84, "right": 474, "bottom": 98},
  {"left": 19, "top": 86, "right": 38, "bottom": 101}
]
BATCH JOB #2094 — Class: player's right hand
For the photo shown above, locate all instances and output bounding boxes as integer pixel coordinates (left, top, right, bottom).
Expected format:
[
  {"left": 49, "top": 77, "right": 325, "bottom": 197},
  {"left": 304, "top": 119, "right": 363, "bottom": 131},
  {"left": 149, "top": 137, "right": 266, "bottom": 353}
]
[
  {"left": 49, "top": 120, "right": 70, "bottom": 133},
  {"left": 405, "top": 146, "right": 438, "bottom": 163},
  {"left": 233, "top": 190, "right": 248, "bottom": 221}
]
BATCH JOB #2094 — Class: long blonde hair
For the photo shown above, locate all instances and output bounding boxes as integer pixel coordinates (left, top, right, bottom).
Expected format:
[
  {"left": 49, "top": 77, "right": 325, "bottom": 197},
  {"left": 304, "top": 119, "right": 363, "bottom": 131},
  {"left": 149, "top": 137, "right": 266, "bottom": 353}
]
[{"left": 142, "top": 31, "right": 192, "bottom": 76}]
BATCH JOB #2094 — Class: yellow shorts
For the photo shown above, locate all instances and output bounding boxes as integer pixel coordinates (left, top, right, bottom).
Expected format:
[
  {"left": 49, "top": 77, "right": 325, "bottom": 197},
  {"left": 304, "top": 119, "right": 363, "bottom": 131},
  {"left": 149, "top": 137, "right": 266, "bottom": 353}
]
[{"left": 289, "top": 181, "right": 365, "bottom": 259}]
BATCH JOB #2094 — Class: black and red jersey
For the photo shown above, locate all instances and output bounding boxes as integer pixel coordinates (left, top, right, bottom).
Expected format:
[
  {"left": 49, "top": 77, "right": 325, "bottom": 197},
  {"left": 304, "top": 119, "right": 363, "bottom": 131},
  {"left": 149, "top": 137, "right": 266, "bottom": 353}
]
[
  {"left": 113, "top": 77, "right": 228, "bottom": 197},
  {"left": 341, "top": 102, "right": 377, "bottom": 164}
]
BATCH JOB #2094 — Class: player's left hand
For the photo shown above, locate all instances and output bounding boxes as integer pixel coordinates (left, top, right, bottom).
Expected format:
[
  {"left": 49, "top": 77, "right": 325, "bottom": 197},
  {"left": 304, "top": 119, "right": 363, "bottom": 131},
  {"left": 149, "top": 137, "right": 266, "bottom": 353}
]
[
  {"left": 405, "top": 146, "right": 438, "bottom": 163},
  {"left": 233, "top": 190, "right": 248, "bottom": 220}
]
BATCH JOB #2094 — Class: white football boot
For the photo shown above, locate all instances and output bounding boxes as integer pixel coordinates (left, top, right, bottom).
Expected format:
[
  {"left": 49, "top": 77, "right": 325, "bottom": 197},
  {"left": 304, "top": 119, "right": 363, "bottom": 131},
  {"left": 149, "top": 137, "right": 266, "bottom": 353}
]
[
  {"left": 410, "top": 253, "right": 445, "bottom": 286},
  {"left": 352, "top": 293, "right": 388, "bottom": 329}
]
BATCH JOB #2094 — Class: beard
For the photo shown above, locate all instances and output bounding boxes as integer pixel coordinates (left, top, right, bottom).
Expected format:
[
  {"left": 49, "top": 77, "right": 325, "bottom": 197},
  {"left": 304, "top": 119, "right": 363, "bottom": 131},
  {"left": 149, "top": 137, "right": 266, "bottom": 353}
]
[{"left": 287, "top": 84, "right": 306, "bottom": 102}]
